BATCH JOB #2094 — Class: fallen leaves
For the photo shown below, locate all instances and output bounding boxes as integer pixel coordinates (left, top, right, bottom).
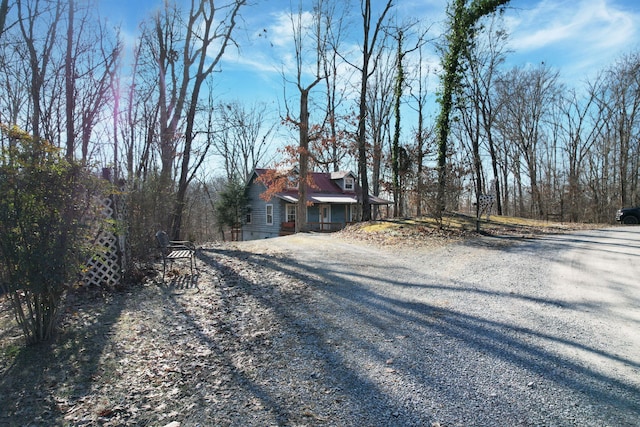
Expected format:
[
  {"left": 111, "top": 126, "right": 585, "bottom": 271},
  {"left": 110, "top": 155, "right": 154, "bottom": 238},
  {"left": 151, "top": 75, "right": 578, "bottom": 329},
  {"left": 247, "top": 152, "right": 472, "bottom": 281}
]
[{"left": 0, "top": 245, "right": 314, "bottom": 426}]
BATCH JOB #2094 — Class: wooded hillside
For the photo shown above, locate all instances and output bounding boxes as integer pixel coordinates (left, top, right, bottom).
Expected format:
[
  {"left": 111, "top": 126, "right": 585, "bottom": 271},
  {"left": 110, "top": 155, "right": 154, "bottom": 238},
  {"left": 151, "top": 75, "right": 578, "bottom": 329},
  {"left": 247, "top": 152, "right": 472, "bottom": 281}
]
[{"left": 0, "top": 0, "right": 637, "bottom": 253}]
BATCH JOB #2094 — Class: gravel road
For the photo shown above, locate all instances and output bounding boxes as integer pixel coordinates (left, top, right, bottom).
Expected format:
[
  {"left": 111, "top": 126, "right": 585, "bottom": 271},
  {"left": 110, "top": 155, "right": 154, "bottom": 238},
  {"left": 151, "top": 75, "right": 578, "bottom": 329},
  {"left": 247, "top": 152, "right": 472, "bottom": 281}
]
[{"left": 235, "top": 227, "right": 640, "bottom": 426}]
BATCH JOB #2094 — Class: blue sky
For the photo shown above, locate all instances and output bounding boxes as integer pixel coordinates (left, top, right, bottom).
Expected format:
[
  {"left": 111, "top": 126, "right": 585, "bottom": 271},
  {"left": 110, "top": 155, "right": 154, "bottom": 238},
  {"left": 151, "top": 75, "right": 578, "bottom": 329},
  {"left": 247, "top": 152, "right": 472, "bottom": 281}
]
[
  {"left": 96, "top": 0, "right": 640, "bottom": 174},
  {"left": 505, "top": 0, "right": 639, "bottom": 83},
  {"left": 102, "top": 0, "right": 640, "bottom": 104}
]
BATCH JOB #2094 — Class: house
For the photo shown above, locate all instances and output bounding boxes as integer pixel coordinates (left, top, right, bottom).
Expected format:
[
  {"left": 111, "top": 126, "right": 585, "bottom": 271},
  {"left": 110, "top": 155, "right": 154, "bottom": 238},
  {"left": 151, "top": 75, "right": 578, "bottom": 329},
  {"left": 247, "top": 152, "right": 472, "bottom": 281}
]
[{"left": 242, "top": 168, "right": 390, "bottom": 241}]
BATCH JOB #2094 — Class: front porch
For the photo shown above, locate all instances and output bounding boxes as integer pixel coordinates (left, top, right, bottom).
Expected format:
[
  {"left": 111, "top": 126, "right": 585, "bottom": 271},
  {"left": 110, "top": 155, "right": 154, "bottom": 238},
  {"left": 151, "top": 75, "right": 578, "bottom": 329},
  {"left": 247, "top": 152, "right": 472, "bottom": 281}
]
[{"left": 279, "top": 220, "right": 349, "bottom": 235}]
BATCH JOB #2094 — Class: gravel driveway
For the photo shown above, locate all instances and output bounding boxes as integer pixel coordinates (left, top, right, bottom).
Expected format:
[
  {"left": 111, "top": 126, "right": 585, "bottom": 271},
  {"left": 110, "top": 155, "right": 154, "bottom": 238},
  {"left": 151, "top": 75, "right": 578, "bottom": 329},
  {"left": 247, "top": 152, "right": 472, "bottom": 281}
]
[
  {"left": 5, "top": 226, "right": 635, "bottom": 426},
  {"left": 232, "top": 227, "right": 640, "bottom": 426}
]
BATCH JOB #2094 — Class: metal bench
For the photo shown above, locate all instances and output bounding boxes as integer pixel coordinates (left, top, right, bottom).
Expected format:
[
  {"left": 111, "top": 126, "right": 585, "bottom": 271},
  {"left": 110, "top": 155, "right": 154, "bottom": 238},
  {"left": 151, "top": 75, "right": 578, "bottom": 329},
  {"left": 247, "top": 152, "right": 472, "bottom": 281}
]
[{"left": 155, "top": 230, "right": 196, "bottom": 280}]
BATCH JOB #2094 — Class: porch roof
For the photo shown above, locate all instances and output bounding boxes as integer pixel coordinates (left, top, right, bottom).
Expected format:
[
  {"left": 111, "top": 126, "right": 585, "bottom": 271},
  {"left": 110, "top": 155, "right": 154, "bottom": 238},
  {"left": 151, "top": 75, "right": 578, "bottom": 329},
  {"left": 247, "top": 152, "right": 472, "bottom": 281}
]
[
  {"left": 275, "top": 192, "right": 390, "bottom": 205},
  {"left": 312, "top": 195, "right": 358, "bottom": 204}
]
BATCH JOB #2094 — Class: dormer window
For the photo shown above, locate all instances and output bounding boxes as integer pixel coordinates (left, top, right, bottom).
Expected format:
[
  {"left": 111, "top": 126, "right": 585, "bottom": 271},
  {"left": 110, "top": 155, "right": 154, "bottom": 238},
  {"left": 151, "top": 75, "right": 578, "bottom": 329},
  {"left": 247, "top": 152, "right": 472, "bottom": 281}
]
[
  {"left": 344, "top": 177, "right": 355, "bottom": 191},
  {"left": 287, "top": 175, "right": 298, "bottom": 189}
]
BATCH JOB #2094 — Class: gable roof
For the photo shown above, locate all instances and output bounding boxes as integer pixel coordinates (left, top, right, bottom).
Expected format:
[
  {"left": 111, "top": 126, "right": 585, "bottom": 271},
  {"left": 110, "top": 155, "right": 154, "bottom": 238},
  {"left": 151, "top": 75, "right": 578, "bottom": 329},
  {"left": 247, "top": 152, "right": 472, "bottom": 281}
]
[
  {"left": 330, "top": 171, "right": 353, "bottom": 180},
  {"left": 250, "top": 168, "right": 390, "bottom": 205}
]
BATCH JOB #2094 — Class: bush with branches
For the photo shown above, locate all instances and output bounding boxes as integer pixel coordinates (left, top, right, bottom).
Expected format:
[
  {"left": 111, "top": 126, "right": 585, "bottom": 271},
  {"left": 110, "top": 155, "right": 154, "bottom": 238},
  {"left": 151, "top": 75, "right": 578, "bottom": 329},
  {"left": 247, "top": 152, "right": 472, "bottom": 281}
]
[{"left": 0, "top": 125, "right": 108, "bottom": 344}]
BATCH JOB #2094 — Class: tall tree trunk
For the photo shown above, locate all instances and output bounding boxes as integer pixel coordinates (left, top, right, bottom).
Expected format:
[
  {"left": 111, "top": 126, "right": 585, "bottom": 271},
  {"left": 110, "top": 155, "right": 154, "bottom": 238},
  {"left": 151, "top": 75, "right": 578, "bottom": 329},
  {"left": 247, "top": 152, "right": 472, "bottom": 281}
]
[
  {"left": 435, "top": 0, "right": 509, "bottom": 219},
  {"left": 297, "top": 88, "right": 312, "bottom": 233},
  {"left": 65, "top": 0, "right": 75, "bottom": 160},
  {"left": 0, "top": 0, "right": 9, "bottom": 38},
  {"left": 162, "top": 0, "right": 245, "bottom": 239},
  {"left": 357, "top": 62, "right": 371, "bottom": 221},
  {"left": 356, "top": 0, "right": 393, "bottom": 222},
  {"left": 415, "top": 108, "right": 425, "bottom": 217},
  {"left": 391, "top": 31, "right": 404, "bottom": 217},
  {"left": 487, "top": 133, "right": 502, "bottom": 215}
]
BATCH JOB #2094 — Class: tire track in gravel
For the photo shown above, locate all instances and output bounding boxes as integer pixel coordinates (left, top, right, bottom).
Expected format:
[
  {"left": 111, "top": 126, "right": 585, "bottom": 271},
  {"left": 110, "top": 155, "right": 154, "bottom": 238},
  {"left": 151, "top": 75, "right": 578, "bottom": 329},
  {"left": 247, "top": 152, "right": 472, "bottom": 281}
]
[{"left": 236, "top": 229, "right": 640, "bottom": 426}]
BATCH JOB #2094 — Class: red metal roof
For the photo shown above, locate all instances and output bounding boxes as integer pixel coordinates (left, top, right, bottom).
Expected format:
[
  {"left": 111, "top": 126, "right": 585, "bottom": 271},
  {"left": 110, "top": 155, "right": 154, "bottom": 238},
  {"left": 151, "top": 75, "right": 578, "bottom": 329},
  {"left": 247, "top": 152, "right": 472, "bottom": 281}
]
[{"left": 252, "top": 168, "right": 390, "bottom": 205}]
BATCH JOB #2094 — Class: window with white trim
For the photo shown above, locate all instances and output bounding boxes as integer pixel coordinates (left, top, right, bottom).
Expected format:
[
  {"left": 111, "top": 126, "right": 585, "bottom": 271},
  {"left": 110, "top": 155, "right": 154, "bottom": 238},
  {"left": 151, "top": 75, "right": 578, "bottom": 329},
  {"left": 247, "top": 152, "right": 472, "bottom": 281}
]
[
  {"left": 345, "top": 177, "right": 355, "bottom": 191},
  {"left": 266, "top": 204, "right": 273, "bottom": 225},
  {"left": 287, "top": 175, "right": 298, "bottom": 189},
  {"left": 286, "top": 204, "right": 296, "bottom": 222},
  {"left": 349, "top": 205, "right": 357, "bottom": 222}
]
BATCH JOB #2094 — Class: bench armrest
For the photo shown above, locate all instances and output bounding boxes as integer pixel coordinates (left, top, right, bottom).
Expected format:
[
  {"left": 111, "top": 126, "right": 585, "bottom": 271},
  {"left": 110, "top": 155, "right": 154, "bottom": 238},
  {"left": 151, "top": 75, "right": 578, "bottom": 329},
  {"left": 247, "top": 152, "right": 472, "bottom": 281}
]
[{"left": 167, "top": 240, "right": 195, "bottom": 251}]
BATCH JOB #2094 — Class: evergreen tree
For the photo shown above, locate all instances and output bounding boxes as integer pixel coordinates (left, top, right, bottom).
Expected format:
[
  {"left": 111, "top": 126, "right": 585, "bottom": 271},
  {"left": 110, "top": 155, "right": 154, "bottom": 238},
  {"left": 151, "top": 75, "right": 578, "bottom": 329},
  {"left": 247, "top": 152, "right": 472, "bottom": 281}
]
[{"left": 214, "top": 179, "right": 249, "bottom": 240}]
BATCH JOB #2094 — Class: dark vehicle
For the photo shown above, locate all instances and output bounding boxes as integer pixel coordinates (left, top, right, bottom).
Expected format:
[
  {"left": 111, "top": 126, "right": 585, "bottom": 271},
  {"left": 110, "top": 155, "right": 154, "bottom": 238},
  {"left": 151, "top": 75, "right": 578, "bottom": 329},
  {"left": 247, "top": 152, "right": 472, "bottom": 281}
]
[{"left": 616, "top": 206, "right": 640, "bottom": 224}]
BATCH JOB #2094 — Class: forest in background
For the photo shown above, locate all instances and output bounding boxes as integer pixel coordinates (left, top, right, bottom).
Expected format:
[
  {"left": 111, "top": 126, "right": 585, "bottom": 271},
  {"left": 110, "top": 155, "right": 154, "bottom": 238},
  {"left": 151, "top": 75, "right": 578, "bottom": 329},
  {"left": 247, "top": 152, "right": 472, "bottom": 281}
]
[{"left": 1, "top": 0, "right": 638, "bottom": 254}]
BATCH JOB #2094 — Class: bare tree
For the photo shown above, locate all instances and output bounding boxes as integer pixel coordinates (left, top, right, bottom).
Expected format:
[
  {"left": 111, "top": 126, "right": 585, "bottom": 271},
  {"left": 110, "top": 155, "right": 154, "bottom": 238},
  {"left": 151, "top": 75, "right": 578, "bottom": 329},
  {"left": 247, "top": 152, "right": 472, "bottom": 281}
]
[
  {"left": 172, "top": 0, "right": 246, "bottom": 239},
  {"left": 17, "top": 0, "right": 63, "bottom": 143},
  {"left": 140, "top": 0, "right": 246, "bottom": 239},
  {"left": 556, "top": 87, "right": 601, "bottom": 221},
  {"left": 119, "top": 38, "right": 158, "bottom": 183},
  {"left": 212, "top": 100, "right": 276, "bottom": 182},
  {"left": 281, "top": 1, "right": 329, "bottom": 233},
  {"left": 64, "top": 0, "right": 75, "bottom": 159},
  {"left": 458, "top": 16, "right": 508, "bottom": 223},
  {"left": 434, "top": 0, "right": 509, "bottom": 219},
  {"left": 355, "top": 0, "right": 394, "bottom": 221},
  {"left": 593, "top": 53, "right": 640, "bottom": 210},
  {"left": 315, "top": 0, "right": 351, "bottom": 173},
  {"left": 63, "top": 0, "right": 121, "bottom": 162},
  {"left": 0, "top": 0, "right": 10, "bottom": 38},
  {"left": 406, "top": 39, "right": 433, "bottom": 217},
  {"left": 495, "top": 63, "right": 560, "bottom": 217},
  {"left": 2, "top": 0, "right": 119, "bottom": 164},
  {"left": 0, "top": 22, "right": 30, "bottom": 134},
  {"left": 366, "top": 47, "right": 394, "bottom": 207},
  {"left": 389, "top": 24, "right": 425, "bottom": 217}
]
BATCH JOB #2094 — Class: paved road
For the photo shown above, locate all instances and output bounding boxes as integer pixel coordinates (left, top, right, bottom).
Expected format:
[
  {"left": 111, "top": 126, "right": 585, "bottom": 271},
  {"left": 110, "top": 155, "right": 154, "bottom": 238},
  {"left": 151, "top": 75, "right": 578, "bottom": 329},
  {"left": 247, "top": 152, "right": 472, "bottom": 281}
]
[{"left": 238, "top": 227, "right": 640, "bottom": 425}]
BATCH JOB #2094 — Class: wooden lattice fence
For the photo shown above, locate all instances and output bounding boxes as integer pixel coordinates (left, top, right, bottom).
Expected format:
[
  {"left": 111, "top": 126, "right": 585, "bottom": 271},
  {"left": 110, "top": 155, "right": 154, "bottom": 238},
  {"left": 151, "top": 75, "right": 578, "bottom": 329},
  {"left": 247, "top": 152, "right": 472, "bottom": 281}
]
[{"left": 82, "top": 195, "right": 126, "bottom": 288}]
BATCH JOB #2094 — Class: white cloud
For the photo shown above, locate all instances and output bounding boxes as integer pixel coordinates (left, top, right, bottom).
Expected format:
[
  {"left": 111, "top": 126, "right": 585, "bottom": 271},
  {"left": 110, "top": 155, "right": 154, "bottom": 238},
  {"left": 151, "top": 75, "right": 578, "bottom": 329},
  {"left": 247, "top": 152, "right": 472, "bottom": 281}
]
[
  {"left": 268, "top": 10, "right": 316, "bottom": 49},
  {"left": 220, "top": 0, "right": 639, "bottom": 96},
  {"left": 224, "top": 9, "right": 320, "bottom": 74},
  {"left": 502, "top": 0, "right": 640, "bottom": 83},
  {"left": 506, "top": 0, "right": 637, "bottom": 53}
]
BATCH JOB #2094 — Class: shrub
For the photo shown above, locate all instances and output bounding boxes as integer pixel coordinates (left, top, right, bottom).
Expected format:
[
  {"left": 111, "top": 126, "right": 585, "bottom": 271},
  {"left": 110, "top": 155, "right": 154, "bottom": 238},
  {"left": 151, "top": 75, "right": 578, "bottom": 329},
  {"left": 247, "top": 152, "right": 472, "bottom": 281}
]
[{"left": 0, "top": 125, "right": 107, "bottom": 344}]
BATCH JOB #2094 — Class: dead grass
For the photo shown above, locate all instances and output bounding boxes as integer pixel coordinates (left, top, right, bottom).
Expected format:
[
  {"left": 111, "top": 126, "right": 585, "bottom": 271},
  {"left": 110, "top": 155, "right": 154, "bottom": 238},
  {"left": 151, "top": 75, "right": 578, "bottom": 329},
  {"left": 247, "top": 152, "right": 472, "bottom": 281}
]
[
  {"left": 348, "top": 212, "right": 603, "bottom": 236},
  {"left": 335, "top": 213, "right": 608, "bottom": 250}
]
